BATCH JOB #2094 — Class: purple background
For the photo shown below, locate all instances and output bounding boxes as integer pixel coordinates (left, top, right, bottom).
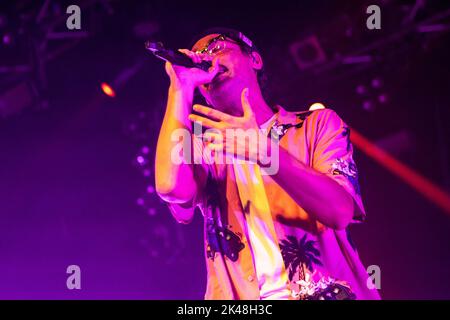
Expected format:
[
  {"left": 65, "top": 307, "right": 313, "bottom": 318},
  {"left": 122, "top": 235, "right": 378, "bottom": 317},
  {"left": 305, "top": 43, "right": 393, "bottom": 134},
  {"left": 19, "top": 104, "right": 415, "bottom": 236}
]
[{"left": 1, "top": 0, "right": 450, "bottom": 299}]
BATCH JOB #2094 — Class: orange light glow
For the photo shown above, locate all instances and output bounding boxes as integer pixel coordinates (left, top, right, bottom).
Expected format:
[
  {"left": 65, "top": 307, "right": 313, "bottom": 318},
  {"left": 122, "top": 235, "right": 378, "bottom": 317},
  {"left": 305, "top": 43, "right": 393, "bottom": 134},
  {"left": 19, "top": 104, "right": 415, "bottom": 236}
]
[
  {"left": 350, "top": 128, "right": 450, "bottom": 215},
  {"left": 309, "top": 102, "right": 326, "bottom": 111},
  {"left": 101, "top": 82, "right": 116, "bottom": 98}
]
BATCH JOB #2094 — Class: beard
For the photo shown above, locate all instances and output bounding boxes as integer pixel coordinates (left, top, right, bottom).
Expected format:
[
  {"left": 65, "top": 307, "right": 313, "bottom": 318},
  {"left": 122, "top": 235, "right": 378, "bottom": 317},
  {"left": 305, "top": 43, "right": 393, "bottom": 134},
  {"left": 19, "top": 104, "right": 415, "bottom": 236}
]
[{"left": 206, "top": 78, "right": 245, "bottom": 117}]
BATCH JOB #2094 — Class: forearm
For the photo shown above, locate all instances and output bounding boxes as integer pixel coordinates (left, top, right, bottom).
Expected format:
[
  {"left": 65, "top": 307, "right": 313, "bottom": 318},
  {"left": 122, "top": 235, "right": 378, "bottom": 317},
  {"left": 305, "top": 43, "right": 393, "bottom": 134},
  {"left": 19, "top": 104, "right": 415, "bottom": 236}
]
[
  {"left": 270, "top": 145, "right": 354, "bottom": 230},
  {"left": 155, "top": 85, "right": 197, "bottom": 203}
]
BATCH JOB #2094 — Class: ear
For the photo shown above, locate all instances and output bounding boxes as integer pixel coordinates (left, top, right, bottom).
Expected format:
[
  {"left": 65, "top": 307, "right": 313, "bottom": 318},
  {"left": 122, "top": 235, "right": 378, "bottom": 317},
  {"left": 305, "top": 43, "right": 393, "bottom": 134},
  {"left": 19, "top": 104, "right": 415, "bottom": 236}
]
[{"left": 250, "top": 51, "right": 263, "bottom": 71}]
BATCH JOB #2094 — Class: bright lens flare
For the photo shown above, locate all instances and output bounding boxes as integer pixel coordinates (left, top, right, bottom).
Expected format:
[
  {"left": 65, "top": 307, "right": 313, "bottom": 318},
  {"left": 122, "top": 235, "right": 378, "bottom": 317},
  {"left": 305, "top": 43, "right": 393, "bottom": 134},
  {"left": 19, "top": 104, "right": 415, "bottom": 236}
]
[
  {"left": 309, "top": 102, "right": 326, "bottom": 111},
  {"left": 101, "top": 82, "right": 116, "bottom": 98}
]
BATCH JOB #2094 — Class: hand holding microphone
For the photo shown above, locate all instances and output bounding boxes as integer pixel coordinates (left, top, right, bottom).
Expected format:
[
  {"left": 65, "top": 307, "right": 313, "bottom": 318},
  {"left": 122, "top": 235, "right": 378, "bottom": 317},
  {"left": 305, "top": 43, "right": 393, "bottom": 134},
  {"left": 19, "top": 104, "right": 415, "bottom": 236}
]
[{"left": 145, "top": 41, "right": 220, "bottom": 92}]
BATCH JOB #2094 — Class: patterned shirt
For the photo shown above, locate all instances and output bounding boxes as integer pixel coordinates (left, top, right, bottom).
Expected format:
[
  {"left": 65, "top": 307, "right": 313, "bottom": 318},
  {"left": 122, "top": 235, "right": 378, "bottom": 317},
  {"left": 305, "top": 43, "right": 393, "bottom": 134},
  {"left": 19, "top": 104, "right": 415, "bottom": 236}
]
[{"left": 166, "top": 106, "right": 381, "bottom": 300}]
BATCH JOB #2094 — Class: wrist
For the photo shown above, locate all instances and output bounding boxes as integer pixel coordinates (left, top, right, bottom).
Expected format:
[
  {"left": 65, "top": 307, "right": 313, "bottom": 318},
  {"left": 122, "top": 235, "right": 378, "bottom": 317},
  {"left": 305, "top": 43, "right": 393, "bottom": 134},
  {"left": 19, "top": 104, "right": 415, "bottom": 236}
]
[
  {"left": 169, "top": 81, "right": 195, "bottom": 96},
  {"left": 168, "top": 84, "right": 194, "bottom": 104},
  {"left": 166, "top": 85, "right": 195, "bottom": 126}
]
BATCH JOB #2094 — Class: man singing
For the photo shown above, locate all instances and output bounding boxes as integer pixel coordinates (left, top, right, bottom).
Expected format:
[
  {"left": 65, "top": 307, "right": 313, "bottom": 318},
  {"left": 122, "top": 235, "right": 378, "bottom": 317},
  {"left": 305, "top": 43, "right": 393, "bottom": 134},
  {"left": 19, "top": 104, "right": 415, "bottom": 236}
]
[{"left": 155, "top": 27, "right": 380, "bottom": 300}]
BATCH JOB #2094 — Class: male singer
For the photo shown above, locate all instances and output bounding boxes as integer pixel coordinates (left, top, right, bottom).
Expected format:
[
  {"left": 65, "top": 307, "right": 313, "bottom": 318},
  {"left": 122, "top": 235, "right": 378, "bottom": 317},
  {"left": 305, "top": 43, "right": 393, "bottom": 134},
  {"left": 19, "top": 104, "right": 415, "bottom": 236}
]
[{"left": 155, "top": 27, "right": 380, "bottom": 300}]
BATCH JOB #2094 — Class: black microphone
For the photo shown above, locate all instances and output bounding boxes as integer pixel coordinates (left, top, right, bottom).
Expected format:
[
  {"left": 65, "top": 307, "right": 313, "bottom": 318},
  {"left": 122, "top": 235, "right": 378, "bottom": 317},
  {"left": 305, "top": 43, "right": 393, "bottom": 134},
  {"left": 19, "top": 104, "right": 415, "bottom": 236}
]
[{"left": 145, "top": 41, "right": 212, "bottom": 71}]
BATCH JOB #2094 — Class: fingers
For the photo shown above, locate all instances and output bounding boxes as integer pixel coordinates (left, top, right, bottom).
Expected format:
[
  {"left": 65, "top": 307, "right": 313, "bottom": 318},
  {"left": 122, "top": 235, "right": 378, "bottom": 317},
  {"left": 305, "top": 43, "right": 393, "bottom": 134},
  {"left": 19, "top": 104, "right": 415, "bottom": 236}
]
[
  {"left": 206, "top": 142, "right": 224, "bottom": 153},
  {"left": 178, "top": 49, "right": 206, "bottom": 64},
  {"left": 241, "top": 88, "right": 253, "bottom": 117},
  {"left": 208, "top": 58, "right": 220, "bottom": 75},
  {"left": 193, "top": 104, "right": 232, "bottom": 122},
  {"left": 178, "top": 49, "right": 219, "bottom": 84},
  {"left": 203, "top": 131, "right": 223, "bottom": 144},
  {"left": 201, "top": 130, "right": 224, "bottom": 156},
  {"left": 164, "top": 61, "right": 174, "bottom": 76},
  {"left": 188, "top": 114, "right": 222, "bottom": 130}
]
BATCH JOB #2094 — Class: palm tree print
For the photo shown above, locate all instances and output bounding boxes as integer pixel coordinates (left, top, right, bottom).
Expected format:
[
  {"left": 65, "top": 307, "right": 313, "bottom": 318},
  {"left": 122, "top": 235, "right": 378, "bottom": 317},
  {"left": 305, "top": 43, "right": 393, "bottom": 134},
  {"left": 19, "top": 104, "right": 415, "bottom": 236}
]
[{"left": 279, "top": 234, "right": 323, "bottom": 281}]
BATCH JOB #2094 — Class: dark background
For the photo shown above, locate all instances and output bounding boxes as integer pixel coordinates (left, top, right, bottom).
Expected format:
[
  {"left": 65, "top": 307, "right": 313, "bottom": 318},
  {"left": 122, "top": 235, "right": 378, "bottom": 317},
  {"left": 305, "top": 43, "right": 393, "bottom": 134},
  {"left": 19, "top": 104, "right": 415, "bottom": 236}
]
[{"left": 1, "top": 0, "right": 449, "bottom": 299}]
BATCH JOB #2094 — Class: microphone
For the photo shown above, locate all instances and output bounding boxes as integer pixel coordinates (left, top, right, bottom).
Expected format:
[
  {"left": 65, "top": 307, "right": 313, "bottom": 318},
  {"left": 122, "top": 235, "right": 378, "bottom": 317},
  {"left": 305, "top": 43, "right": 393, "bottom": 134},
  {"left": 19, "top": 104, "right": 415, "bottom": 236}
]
[{"left": 145, "top": 41, "right": 212, "bottom": 71}]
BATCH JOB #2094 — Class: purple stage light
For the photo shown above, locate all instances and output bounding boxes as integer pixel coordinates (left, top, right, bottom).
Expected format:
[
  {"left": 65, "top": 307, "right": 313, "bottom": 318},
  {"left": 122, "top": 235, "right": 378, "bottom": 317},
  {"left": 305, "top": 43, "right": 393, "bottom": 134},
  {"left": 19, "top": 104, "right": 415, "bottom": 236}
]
[
  {"left": 371, "top": 78, "right": 383, "bottom": 88},
  {"left": 356, "top": 84, "right": 366, "bottom": 95},
  {"left": 136, "top": 198, "right": 145, "bottom": 206},
  {"left": 378, "top": 94, "right": 388, "bottom": 104},
  {"left": 147, "top": 208, "right": 156, "bottom": 216},
  {"left": 363, "top": 100, "right": 375, "bottom": 112},
  {"left": 136, "top": 155, "right": 145, "bottom": 165}
]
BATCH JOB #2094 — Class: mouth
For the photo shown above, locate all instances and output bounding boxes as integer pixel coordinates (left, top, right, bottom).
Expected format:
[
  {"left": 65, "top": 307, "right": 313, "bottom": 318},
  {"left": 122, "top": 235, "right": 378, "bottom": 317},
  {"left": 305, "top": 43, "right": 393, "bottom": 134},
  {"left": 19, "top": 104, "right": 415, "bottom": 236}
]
[
  {"left": 217, "top": 64, "right": 228, "bottom": 74},
  {"left": 206, "top": 65, "right": 229, "bottom": 88},
  {"left": 215, "top": 64, "right": 230, "bottom": 79}
]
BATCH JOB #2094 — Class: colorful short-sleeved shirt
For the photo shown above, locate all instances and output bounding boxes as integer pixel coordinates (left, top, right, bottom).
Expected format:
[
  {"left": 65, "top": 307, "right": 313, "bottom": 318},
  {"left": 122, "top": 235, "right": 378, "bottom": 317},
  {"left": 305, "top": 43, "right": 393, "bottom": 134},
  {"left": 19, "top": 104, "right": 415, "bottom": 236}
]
[{"left": 166, "top": 106, "right": 381, "bottom": 300}]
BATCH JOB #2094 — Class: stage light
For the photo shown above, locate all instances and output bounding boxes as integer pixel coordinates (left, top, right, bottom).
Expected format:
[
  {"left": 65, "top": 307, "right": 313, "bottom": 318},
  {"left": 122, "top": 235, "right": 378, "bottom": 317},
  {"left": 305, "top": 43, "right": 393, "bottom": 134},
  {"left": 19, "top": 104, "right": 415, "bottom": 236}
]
[
  {"left": 136, "top": 155, "right": 145, "bottom": 165},
  {"left": 378, "top": 94, "right": 388, "bottom": 104},
  {"left": 147, "top": 208, "right": 156, "bottom": 216},
  {"left": 362, "top": 100, "right": 375, "bottom": 112},
  {"left": 356, "top": 84, "right": 366, "bottom": 95},
  {"left": 2, "top": 33, "right": 12, "bottom": 45},
  {"left": 289, "top": 35, "right": 327, "bottom": 70},
  {"left": 351, "top": 128, "right": 450, "bottom": 215},
  {"left": 371, "top": 78, "right": 383, "bottom": 88},
  {"left": 309, "top": 102, "right": 326, "bottom": 111},
  {"left": 356, "top": 77, "right": 389, "bottom": 112},
  {"left": 143, "top": 169, "right": 151, "bottom": 177},
  {"left": 136, "top": 198, "right": 145, "bottom": 206},
  {"left": 100, "top": 59, "right": 145, "bottom": 98},
  {"left": 100, "top": 82, "right": 116, "bottom": 98}
]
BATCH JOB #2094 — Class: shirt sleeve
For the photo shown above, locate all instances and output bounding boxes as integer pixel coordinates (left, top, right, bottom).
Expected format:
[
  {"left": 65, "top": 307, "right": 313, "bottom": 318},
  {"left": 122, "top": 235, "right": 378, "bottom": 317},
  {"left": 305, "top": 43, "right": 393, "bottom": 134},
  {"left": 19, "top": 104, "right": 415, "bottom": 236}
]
[
  {"left": 167, "top": 188, "right": 201, "bottom": 224},
  {"left": 310, "top": 109, "right": 366, "bottom": 223}
]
